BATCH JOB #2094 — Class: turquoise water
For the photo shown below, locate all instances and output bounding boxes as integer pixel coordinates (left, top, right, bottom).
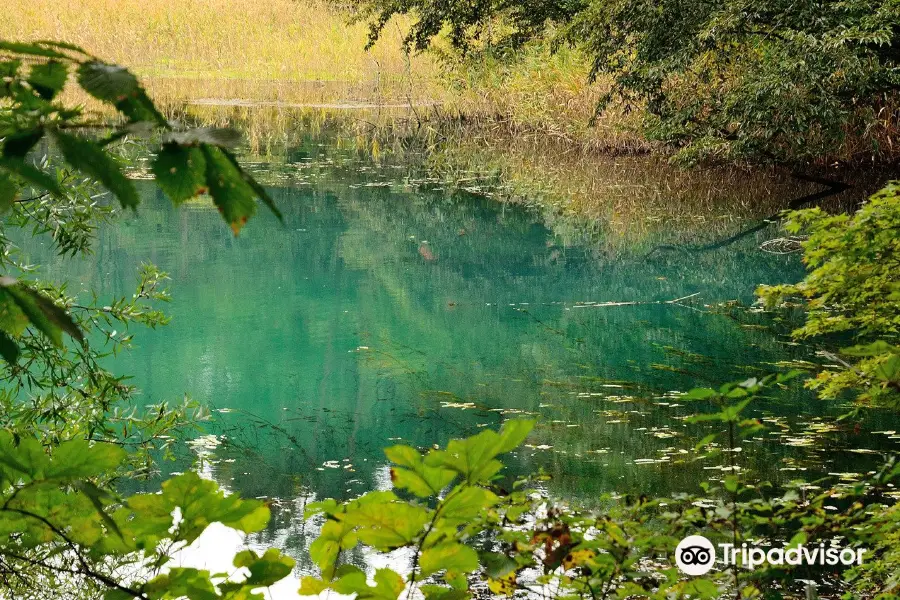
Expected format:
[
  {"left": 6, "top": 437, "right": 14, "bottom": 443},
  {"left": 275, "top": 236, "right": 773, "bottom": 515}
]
[{"left": 17, "top": 148, "right": 899, "bottom": 576}]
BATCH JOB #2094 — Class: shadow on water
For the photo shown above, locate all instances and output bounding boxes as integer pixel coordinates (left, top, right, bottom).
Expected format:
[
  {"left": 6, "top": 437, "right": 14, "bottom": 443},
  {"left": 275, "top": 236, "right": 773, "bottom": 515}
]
[{"left": 14, "top": 122, "right": 900, "bottom": 578}]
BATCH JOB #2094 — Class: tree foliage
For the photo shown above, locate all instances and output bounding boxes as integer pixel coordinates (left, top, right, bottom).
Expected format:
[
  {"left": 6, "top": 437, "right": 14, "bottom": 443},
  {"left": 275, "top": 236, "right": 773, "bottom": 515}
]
[
  {"left": 758, "top": 181, "right": 900, "bottom": 407},
  {"left": 352, "top": 0, "right": 899, "bottom": 163}
]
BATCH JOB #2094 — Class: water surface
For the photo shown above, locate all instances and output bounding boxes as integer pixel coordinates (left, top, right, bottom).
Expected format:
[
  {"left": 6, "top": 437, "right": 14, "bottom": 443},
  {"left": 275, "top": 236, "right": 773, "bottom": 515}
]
[{"left": 18, "top": 142, "right": 899, "bottom": 587}]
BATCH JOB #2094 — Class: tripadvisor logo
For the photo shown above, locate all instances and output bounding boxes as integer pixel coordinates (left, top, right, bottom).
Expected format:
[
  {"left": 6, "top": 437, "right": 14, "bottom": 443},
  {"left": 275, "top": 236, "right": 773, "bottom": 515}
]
[
  {"left": 676, "top": 536, "right": 716, "bottom": 575},
  {"left": 675, "top": 535, "right": 867, "bottom": 575}
]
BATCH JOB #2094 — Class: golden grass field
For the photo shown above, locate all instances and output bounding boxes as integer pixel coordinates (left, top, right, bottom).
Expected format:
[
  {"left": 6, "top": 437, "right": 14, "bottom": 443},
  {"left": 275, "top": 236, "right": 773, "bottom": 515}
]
[
  {"left": 1, "top": 0, "right": 636, "bottom": 149},
  {"left": 2, "top": 0, "right": 444, "bottom": 104}
]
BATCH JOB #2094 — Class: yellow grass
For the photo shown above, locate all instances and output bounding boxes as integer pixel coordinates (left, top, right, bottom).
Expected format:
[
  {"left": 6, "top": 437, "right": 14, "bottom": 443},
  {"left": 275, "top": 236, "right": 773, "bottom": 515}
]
[
  {"left": 1, "top": 0, "right": 446, "bottom": 105},
  {"left": 1, "top": 0, "right": 632, "bottom": 149},
  {"left": 444, "top": 44, "right": 646, "bottom": 152}
]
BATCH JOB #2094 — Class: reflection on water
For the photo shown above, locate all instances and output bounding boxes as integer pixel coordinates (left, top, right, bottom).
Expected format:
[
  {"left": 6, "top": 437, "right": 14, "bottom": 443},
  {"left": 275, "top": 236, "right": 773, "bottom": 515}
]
[{"left": 16, "top": 142, "right": 899, "bottom": 592}]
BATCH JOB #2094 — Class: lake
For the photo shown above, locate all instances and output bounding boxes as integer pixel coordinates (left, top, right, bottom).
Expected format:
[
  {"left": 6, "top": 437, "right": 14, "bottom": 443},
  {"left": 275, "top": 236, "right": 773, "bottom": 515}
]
[{"left": 17, "top": 130, "right": 899, "bottom": 591}]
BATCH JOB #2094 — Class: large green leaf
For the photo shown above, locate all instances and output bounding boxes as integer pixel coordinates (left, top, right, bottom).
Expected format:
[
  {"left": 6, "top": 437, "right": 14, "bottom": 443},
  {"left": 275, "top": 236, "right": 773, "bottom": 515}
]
[
  {"left": 202, "top": 144, "right": 257, "bottom": 234},
  {"left": 142, "top": 568, "right": 218, "bottom": 600},
  {"left": 0, "top": 172, "right": 15, "bottom": 213},
  {"left": 438, "top": 487, "right": 499, "bottom": 526},
  {"left": 309, "top": 518, "right": 357, "bottom": 576},
  {"left": 0, "top": 288, "right": 29, "bottom": 336},
  {"left": 53, "top": 130, "right": 140, "bottom": 209},
  {"left": 331, "top": 567, "right": 405, "bottom": 600},
  {"left": 299, "top": 577, "right": 330, "bottom": 596},
  {"left": 0, "top": 41, "right": 68, "bottom": 59},
  {"left": 424, "top": 420, "right": 534, "bottom": 484},
  {"left": 0, "top": 330, "right": 19, "bottom": 363},
  {"left": 116, "top": 88, "right": 167, "bottom": 126},
  {"left": 221, "top": 148, "right": 283, "bottom": 222},
  {"left": 496, "top": 419, "right": 535, "bottom": 453},
  {"left": 27, "top": 60, "right": 67, "bottom": 100},
  {"left": 2, "top": 128, "right": 44, "bottom": 159},
  {"left": 0, "top": 432, "right": 48, "bottom": 483},
  {"left": 341, "top": 493, "right": 430, "bottom": 550},
  {"left": 419, "top": 585, "right": 471, "bottom": 600},
  {"left": 152, "top": 143, "right": 207, "bottom": 204},
  {"left": 875, "top": 354, "right": 900, "bottom": 382},
  {"left": 385, "top": 444, "right": 456, "bottom": 497},
  {"left": 76, "top": 61, "right": 139, "bottom": 103},
  {"left": 160, "top": 471, "right": 270, "bottom": 543},
  {"left": 0, "top": 277, "right": 83, "bottom": 347},
  {"left": 125, "top": 472, "right": 270, "bottom": 546},
  {"left": 45, "top": 439, "right": 126, "bottom": 479},
  {"left": 230, "top": 548, "right": 295, "bottom": 587},
  {"left": 420, "top": 542, "right": 479, "bottom": 577}
]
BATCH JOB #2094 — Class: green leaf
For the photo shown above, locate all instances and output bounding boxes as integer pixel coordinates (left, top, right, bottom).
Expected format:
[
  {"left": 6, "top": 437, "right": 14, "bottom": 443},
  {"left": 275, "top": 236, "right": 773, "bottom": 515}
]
[
  {"left": 723, "top": 475, "right": 739, "bottom": 493},
  {"left": 332, "top": 568, "right": 405, "bottom": 600},
  {"left": 341, "top": 493, "right": 430, "bottom": 550},
  {"left": 221, "top": 148, "right": 283, "bottom": 222},
  {"left": 233, "top": 548, "right": 295, "bottom": 587},
  {"left": 0, "top": 278, "right": 83, "bottom": 346},
  {"left": 0, "top": 330, "right": 19, "bottom": 364},
  {"left": 309, "top": 518, "right": 357, "bottom": 576},
  {"left": 77, "top": 481, "right": 125, "bottom": 540},
  {"left": 27, "top": 60, "right": 67, "bottom": 100},
  {"left": 496, "top": 419, "right": 535, "bottom": 453},
  {"left": 480, "top": 552, "right": 518, "bottom": 579},
  {"left": 874, "top": 354, "right": 900, "bottom": 382},
  {"left": 423, "top": 420, "right": 534, "bottom": 484},
  {"left": 52, "top": 130, "right": 140, "bottom": 209},
  {"left": 0, "top": 41, "right": 68, "bottom": 59},
  {"left": 722, "top": 398, "right": 753, "bottom": 421},
  {"left": 425, "top": 434, "right": 501, "bottom": 484},
  {"left": 438, "top": 487, "right": 499, "bottom": 525},
  {"left": 0, "top": 172, "right": 15, "bottom": 213},
  {"left": 420, "top": 542, "right": 479, "bottom": 576},
  {"left": 164, "top": 471, "right": 270, "bottom": 542},
  {"left": 0, "top": 157, "right": 64, "bottom": 197},
  {"left": 299, "top": 577, "right": 330, "bottom": 595},
  {"left": 143, "top": 568, "right": 218, "bottom": 600},
  {"left": 201, "top": 144, "right": 257, "bottom": 234},
  {"left": 420, "top": 585, "right": 471, "bottom": 600},
  {"left": 127, "top": 472, "right": 270, "bottom": 546},
  {"left": 151, "top": 143, "right": 207, "bottom": 204},
  {"left": 46, "top": 439, "right": 126, "bottom": 479},
  {"left": 684, "top": 578, "right": 721, "bottom": 598},
  {"left": 77, "top": 61, "right": 139, "bottom": 103},
  {"left": 115, "top": 88, "right": 167, "bottom": 125},
  {"left": 682, "top": 387, "right": 719, "bottom": 400},
  {"left": 694, "top": 433, "right": 718, "bottom": 451},
  {"left": 371, "top": 568, "right": 406, "bottom": 600},
  {"left": 386, "top": 444, "right": 456, "bottom": 497},
  {"left": 2, "top": 128, "right": 44, "bottom": 159}
]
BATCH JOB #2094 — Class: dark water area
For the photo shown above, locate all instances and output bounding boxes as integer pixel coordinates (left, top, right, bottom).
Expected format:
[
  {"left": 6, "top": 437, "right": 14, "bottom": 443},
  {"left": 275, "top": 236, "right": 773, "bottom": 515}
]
[{"left": 13, "top": 138, "right": 900, "bottom": 583}]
